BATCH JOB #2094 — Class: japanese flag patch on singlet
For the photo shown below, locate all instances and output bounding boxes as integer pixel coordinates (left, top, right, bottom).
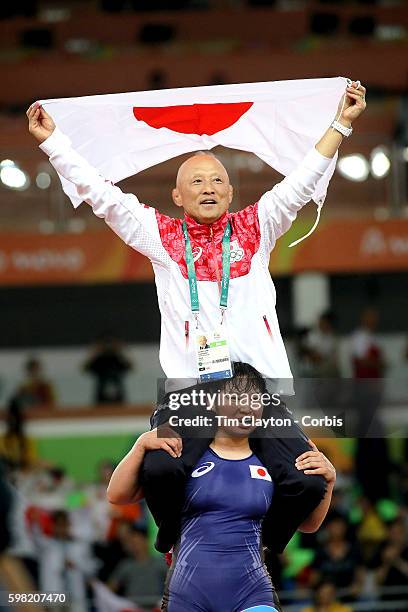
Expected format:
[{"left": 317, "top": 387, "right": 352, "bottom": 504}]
[{"left": 249, "top": 465, "right": 272, "bottom": 481}]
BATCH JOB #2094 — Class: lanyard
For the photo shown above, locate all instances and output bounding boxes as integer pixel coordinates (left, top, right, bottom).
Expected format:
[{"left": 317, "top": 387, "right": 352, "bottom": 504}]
[{"left": 182, "top": 220, "right": 231, "bottom": 322}]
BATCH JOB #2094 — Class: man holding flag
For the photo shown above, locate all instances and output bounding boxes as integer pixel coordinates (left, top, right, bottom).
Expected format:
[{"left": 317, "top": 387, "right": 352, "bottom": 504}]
[{"left": 26, "top": 77, "right": 366, "bottom": 556}]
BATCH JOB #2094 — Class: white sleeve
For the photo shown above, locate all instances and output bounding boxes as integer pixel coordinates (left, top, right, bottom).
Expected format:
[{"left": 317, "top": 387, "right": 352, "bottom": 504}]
[
  {"left": 257, "top": 147, "right": 333, "bottom": 255},
  {"left": 39, "top": 129, "right": 171, "bottom": 267}
]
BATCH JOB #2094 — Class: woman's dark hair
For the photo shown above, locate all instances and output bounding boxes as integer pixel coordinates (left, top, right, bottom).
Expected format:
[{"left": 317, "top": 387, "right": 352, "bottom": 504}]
[
  {"left": 161, "top": 362, "right": 267, "bottom": 410},
  {"left": 203, "top": 362, "right": 267, "bottom": 397}
]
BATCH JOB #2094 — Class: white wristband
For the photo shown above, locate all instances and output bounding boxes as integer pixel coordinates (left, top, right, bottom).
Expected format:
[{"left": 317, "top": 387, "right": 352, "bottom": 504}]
[{"left": 331, "top": 120, "right": 353, "bottom": 138}]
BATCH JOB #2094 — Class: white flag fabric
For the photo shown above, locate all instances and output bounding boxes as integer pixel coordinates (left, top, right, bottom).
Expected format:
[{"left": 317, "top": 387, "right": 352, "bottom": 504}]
[{"left": 39, "top": 77, "right": 346, "bottom": 210}]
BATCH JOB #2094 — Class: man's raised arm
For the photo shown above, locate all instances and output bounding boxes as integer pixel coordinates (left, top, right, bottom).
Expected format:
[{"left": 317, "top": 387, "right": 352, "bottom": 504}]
[
  {"left": 256, "top": 80, "right": 367, "bottom": 253},
  {"left": 26, "top": 103, "right": 170, "bottom": 266}
]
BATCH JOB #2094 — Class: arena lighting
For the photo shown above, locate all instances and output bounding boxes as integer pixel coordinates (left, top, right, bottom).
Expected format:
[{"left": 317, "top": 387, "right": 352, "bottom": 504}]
[
  {"left": 374, "top": 206, "right": 390, "bottom": 221},
  {"left": 0, "top": 160, "right": 30, "bottom": 190},
  {"left": 0, "top": 159, "right": 14, "bottom": 167},
  {"left": 337, "top": 154, "right": 369, "bottom": 182},
  {"left": 67, "top": 218, "right": 86, "bottom": 233},
  {"left": 370, "top": 147, "right": 391, "bottom": 179},
  {"left": 36, "top": 171, "right": 51, "bottom": 189},
  {"left": 38, "top": 219, "right": 55, "bottom": 234}
]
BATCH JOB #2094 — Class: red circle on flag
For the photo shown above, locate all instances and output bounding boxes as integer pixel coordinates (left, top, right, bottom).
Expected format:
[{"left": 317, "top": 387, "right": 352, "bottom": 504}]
[
  {"left": 133, "top": 102, "right": 253, "bottom": 136},
  {"left": 257, "top": 468, "right": 266, "bottom": 477}
]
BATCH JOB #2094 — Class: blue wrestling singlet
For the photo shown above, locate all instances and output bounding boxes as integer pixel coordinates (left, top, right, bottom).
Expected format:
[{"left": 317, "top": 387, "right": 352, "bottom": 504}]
[{"left": 163, "top": 448, "right": 280, "bottom": 612}]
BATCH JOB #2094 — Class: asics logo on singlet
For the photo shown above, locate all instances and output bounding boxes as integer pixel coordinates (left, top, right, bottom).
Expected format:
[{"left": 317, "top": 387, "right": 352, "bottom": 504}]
[
  {"left": 230, "top": 239, "right": 244, "bottom": 263},
  {"left": 191, "top": 461, "right": 215, "bottom": 478}
]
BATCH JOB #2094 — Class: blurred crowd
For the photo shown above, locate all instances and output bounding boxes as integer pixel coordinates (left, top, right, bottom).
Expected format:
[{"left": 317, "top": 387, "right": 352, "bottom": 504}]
[
  {"left": 0, "top": 458, "right": 166, "bottom": 612},
  {"left": 1, "top": 334, "right": 134, "bottom": 414},
  {"left": 295, "top": 307, "right": 401, "bottom": 381}
]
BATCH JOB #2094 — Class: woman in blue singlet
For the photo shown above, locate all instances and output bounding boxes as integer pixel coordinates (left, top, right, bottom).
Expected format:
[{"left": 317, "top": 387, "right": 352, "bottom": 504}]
[{"left": 108, "top": 363, "right": 336, "bottom": 612}]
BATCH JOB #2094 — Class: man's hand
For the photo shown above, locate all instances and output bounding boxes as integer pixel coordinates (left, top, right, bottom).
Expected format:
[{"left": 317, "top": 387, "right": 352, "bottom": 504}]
[
  {"left": 336, "top": 80, "right": 367, "bottom": 127},
  {"left": 136, "top": 427, "right": 182, "bottom": 459},
  {"left": 26, "top": 102, "right": 55, "bottom": 144},
  {"left": 295, "top": 440, "right": 336, "bottom": 484}
]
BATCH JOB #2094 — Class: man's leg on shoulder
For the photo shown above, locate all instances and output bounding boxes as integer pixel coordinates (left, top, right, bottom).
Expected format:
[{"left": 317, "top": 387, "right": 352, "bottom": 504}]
[
  {"left": 249, "top": 401, "right": 327, "bottom": 553},
  {"left": 140, "top": 398, "right": 215, "bottom": 552}
]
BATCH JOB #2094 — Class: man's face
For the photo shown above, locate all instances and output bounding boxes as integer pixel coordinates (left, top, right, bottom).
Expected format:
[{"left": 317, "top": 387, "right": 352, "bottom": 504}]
[{"left": 172, "top": 154, "right": 233, "bottom": 224}]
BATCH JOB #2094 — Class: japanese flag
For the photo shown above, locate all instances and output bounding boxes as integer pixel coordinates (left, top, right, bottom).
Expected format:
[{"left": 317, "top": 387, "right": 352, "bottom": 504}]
[
  {"left": 39, "top": 77, "right": 346, "bottom": 211},
  {"left": 249, "top": 465, "right": 272, "bottom": 481}
]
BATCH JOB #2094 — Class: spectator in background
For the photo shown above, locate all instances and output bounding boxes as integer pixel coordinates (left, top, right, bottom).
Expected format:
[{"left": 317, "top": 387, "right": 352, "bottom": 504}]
[
  {"left": 302, "top": 580, "right": 352, "bottom": 612},
  {"left": 86, "top": 458, "right": 144, "bottom": 583},
  {"left": 350, "top": 308, "right": 385, "bottom": 381},
  {"left": 374, "top": 517, "right": 408, "bottom": 600},
  {"left": 7, "top": 484, "right": 39, "bottom": 589},
  {"left": 0, "top": 402, "right": 37, "bottom": 471},
  {"left": 0, "top": 463, "right": 44, "bottom": 612},
  {"left": 14, "top": 358, "right": 55, "bottom": 409},
  {"left": 307, "top": 311, "right": 340, "bottom": 379},
  {"left": 356, "top": 497, "right": 388, "bottom": 568},
  {"left": 86, "top": 460, "right": 117, "bottom": 544},
  {"left": 28, "top": 467, "right": 74, "bottom": 513},
  {"left": 1, "top": 359, "right": 54, "bottom": 471},
  {"left": 350, "top": 308, "right": 390, "bottom": 501},
  {"left": 306, "top": 311, "right": 341, "bottom": 414},
  {"left": 87, "top": 457, "right": 145, "bottom": 583},
  {"left": 32, "top": 509, "right": 95, "bottom": 612},
  {"left": 83, "top": 335, "right": 132, "bottom": 404},
  {"left": 107, "top": 524, "right": 166, "bottom": 609},
  {"left": 95, "top": 519, "right": 135, "bottom": 583},
  {"left": 294, "top": 327, "right": 316, "bottom": 378},
  {"left": 310, "top": 513, "right": 365, "bottom": 602},
  {"left": 0, "top": 461, "right": 13, "bottom": 557}
]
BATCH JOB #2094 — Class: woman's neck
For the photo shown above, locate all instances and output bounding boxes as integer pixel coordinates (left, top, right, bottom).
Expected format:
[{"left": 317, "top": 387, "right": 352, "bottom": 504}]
[{"left": 210, "top": 434, "right": 252, "bottom": 459}]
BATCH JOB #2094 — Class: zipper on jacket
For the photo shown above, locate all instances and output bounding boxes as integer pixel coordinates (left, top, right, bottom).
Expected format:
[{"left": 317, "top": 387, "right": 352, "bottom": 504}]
[
  {"left": 185, "top": 320, "right": 190, "bottom": 349},
  {"left": 209, "top": 225, "right": 222, "bottom": 288},
  {"left": 263, "top": 315, "right": 273, "bottom": 338}
]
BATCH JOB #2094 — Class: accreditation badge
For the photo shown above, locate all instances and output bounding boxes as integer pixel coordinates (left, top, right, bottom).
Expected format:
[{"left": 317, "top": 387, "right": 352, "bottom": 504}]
[{"left": 195, "top": 328, "right": 233, "bottom": 382}]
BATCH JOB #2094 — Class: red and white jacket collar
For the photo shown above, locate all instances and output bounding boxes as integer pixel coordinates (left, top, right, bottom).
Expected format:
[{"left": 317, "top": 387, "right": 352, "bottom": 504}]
[{"left": 183, "top": 211, "right": 230, "bottom": 242}]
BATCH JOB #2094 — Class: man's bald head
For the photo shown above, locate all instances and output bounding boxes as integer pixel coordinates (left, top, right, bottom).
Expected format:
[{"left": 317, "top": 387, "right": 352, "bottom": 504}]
[
  {"left": 176, "top": 151, "right": 229, "bottom": 188},
  {"left": 172, "top": 151, "right": 233, "bottom": 224}
]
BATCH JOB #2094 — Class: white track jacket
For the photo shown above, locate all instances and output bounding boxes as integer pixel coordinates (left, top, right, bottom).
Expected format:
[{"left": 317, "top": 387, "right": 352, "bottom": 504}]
[{"left": 40, "top": 129, "right": 333, "bottom": 392}]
